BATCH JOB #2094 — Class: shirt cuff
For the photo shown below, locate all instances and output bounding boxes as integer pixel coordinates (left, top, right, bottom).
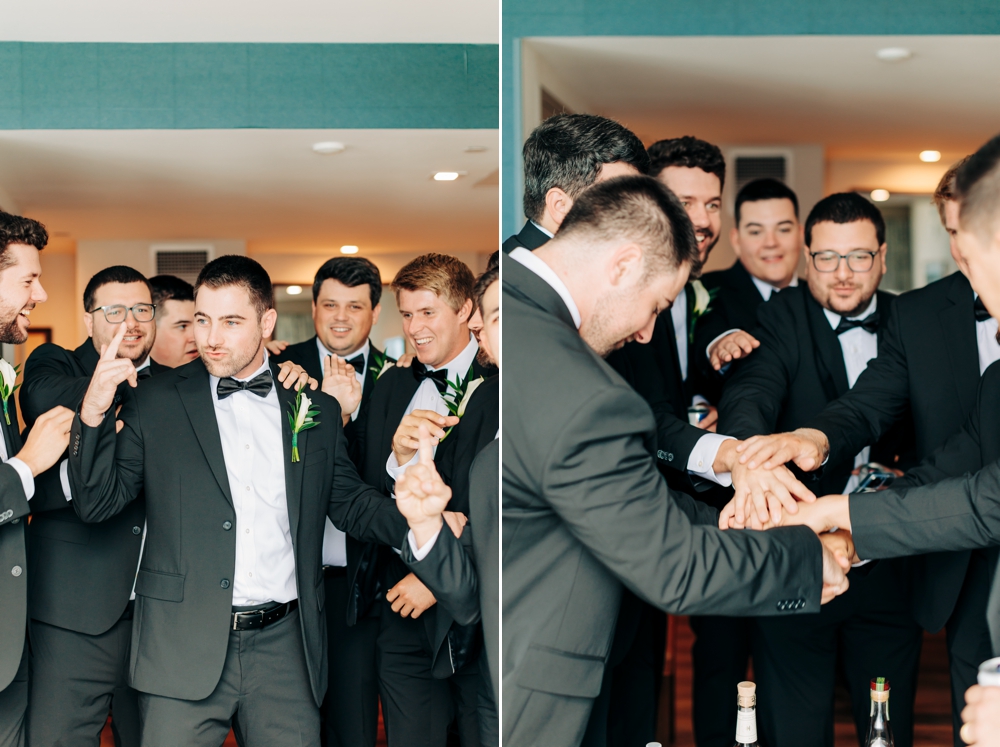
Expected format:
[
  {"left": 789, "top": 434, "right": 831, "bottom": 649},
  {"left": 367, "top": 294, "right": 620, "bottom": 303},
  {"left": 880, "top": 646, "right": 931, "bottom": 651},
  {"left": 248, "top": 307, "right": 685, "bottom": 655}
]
[
  {"left": 386, "top": 452, "right": 416, "bottom": 483},
  {"left": 407, "top": 528, "right": 442, "bottom": 561},
  {"left": 686, "top": 434, "right": 737, "bottom": 486},
  {"left": 59, "top": 459, "right": 73, "bottom": 502},
  {"left": 6, "top": 458, "right": 34, "bottom": 501},
  {"left": 705, "top": 328, "right": 742, "bottom": 360},
  {"left": 691, "top": 394, "right": 709, "bottom": 407}
]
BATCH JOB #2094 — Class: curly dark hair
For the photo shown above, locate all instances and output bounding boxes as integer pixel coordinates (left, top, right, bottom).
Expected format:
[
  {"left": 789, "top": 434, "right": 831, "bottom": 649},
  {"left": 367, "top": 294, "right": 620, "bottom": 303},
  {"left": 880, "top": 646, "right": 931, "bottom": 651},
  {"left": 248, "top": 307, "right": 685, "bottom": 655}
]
[
  {"left": 647, "top": 136, "right": 726, "bottom": 189},
  {"left": 0, "top": 211, "right": 48, "bottom": 271}
]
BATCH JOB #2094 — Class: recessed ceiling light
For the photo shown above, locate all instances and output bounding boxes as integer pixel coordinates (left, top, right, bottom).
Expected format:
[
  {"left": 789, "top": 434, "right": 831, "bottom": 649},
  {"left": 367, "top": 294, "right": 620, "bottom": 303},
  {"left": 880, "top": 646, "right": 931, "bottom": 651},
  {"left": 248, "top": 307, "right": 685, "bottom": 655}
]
[
  {"left": 876, "top": 47, "right": 912, "bottom": 62},
  {"left": 286, "top": 285, "right": 303, "bottom": 296},
  {"left": 312, "top": 141, "right": 346, "bottom": 155},
  {"left": 434, "top": 172, "right": 461, "bottom": 181},
  {"left": 465, "top": 146, "right": 488, "bottom": 153},
  {"left": 919, "top": 150, "right": 942, "bottom": 163},
  {"left": 340, "top": 245, "right": 359, "bottom": 254},
  {"left": 871, "top": 189, "right": 891, "bottom": 202}
]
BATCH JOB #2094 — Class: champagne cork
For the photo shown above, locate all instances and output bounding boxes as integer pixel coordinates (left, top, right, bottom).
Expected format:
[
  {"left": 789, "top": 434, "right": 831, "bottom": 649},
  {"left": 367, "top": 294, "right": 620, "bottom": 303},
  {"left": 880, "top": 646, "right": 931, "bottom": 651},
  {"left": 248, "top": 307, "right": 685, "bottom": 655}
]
[
  {"left": 737, "top": 681, "right": 756, "bottom": 708},
  {"left": 870, "top": 677, "right": 890, "bottom": 703}
]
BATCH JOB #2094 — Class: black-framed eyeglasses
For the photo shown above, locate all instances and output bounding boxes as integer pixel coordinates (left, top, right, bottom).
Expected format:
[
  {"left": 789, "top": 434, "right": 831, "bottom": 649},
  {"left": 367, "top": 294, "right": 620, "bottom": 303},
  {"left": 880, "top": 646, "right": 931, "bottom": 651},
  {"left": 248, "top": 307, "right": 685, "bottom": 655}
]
[
  {"left": 87, "top": 304, "right": 156, "bottom": 323},
  {"left": 808, "top": 250, "right": 878, "bottom": 273}
]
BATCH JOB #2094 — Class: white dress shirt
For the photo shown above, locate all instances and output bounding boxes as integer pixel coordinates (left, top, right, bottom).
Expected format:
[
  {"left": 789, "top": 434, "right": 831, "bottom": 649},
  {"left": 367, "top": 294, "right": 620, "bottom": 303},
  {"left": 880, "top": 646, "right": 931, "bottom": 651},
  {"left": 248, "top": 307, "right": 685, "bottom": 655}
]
[
  {"left": 823, "top": 297, "right": 879, "bottom": 494},
  {"left": 210, "top": 353, "right": 297, "bottom": 606},
  {"left": 316, "top": 339, "right": 370, "bottom": 568}
]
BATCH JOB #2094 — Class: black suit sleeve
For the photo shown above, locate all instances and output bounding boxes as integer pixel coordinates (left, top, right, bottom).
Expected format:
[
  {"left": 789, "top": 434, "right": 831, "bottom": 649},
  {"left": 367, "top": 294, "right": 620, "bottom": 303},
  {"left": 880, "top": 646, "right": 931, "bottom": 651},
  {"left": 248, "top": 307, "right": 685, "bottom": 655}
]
[
  {"left": 19, "top": 345, "right": 91, "bottom": 425},
  {"left": 68, "top": 397, "right": 145, "bottom": 524},
  {"left": 0, "top": 464, "right": 31, "bottom": 524},
  {"left": 401, "top": 526, "right": 479, "bottom": 625},
  {"left": 807, "top": 302, "right": 912, "bottom": 466},
  {"left": 718, "top": 300, "right": 795, "bottom": 439}
]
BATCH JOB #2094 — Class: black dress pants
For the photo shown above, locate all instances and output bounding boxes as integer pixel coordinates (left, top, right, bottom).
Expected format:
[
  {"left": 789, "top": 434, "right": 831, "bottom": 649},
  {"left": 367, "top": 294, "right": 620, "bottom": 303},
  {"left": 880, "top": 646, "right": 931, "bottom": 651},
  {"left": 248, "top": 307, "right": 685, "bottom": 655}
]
[
  {"left": 689, "top": 615, "right": 752, "bottom": 747},
  {"left": 0, "top": 639, "right": 27, "bottom": 747},
  {"left": 753, "top": 560, "right": 922, "bottom": 747},
  {"left": 321, "top": 570, "right": 380, "bottom": 747}
]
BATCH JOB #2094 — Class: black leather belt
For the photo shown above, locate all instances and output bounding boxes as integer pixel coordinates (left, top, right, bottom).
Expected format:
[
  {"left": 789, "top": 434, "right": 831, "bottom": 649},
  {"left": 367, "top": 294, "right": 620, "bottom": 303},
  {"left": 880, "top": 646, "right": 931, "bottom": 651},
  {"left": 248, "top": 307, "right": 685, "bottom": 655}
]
[
  {"left": 323, "top": 565, "right": 347, "bottom": 579},
  {"left": 231, "top": 600, "right": 298, "bottom": 631}
]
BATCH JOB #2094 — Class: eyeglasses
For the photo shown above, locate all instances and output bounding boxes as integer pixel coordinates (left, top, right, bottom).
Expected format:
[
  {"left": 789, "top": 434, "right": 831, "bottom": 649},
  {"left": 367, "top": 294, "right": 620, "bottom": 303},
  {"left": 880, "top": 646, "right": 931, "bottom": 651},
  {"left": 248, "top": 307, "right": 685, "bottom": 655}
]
[
  {"left": 87, "top": 304, "right": 156, "bottom": 323},
  {"left": 808, "top": 250, "right": 878, "bottom": 273}
]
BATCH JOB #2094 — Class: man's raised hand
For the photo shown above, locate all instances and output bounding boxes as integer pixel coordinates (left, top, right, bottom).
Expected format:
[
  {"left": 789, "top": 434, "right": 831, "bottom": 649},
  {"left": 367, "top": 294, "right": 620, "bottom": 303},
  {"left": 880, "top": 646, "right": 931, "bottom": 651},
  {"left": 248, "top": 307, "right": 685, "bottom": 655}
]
[
  {"left": 708, "top": 330, "right": 760, "bottom": 371},
  {"left": 395, "top": 424, "right": 453, "bottom": 547},
  {"left": 80, "top": 322, "right": 137, "bottom": 428},
  {"left": 321, "top": 355, "right": 362, "bottom": 424}
]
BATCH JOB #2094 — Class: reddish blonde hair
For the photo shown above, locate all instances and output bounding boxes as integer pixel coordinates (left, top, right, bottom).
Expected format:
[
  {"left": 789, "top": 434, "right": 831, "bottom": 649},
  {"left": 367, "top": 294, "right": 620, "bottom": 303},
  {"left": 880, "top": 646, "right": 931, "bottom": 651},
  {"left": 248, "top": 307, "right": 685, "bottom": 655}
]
[{"left": 391, "top": 253, "right": 475, "bottom": 313}]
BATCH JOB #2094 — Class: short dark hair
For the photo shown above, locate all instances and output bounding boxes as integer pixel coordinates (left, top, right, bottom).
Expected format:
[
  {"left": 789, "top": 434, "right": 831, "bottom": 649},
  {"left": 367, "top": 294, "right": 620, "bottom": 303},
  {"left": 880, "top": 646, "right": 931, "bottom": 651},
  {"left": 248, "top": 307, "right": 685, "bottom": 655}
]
[
  {"left": 957, "top": 134, "right": 1000, "bottom": 236},
  {"left": 312, "top": 256, "right": 383, "bottom": 307},
  {"left": 392, "top": 253, "right": 476, "bottom": 313},
  {"left": 149, "top": 275, "right": 194, "bottom": 308},
  {"left": 804, "top": 192, "right": 886, "bottom": 247},
  {"left": 522, "top": 113, "right": 649, "bottom": 223},
  {"left": 195, "top": 255, "right": 274, "bottom": 319},
  {"left": 647, "top": 136, "right": 726, "bottom": 189},
  {"left": 474, "top": 257, "right": 499, "bottom": 315},
  {"left": 933, "top": 156, "right": 970, "bottom": 223},
  {"left": 735, "top": 178, "right": 799, "bottom": 225},
  {"left": 0, "top": 212, "right": 48, "bottom": 272},
  {"left": 83, "top": 266, "right": 151, "bottom": 312},
  {"left": 557, "top": 175, "right": 701, "bottom": 277}
]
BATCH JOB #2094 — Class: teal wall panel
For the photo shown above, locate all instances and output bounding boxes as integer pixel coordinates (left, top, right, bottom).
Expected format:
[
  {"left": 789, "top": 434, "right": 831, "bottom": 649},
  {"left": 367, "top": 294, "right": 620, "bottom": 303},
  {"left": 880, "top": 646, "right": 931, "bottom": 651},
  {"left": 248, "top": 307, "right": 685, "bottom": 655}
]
[
  {"left": 0, "top": 42, "right": 498, "bottom": 131},
  {"left": 502, "top": 0, "right": 1000, "bottom": 235}
]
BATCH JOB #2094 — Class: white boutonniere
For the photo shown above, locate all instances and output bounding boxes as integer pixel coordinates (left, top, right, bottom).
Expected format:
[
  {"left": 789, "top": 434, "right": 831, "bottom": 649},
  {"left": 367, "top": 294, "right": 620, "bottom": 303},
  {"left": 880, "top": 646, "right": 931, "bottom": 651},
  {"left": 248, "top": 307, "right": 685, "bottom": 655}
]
[
  {"left": 688, "top": 279, "right": 718, "bottom": 343},
  {"left": 0, "top": 359, "right": 19, "bottom": 426},
  {"left": 368, "top": 349, "right": 395, "bottom": 381},
  {"left": 287, "top": 385, "right": 320, "bottom": 463},
  {"left": 440, "top": 363, "right": 484, "bottom": 441}
]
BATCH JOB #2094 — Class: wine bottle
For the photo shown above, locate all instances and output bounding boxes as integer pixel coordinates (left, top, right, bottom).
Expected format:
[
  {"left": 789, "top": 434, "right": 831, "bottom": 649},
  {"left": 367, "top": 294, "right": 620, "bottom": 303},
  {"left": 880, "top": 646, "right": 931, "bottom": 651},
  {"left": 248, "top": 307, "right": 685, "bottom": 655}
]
[
  {"left": 733, "top": 681, "right": 758, "bottom": 746},
  {"left": 864, "top": 677, "right": 894, "bottom": 747}
]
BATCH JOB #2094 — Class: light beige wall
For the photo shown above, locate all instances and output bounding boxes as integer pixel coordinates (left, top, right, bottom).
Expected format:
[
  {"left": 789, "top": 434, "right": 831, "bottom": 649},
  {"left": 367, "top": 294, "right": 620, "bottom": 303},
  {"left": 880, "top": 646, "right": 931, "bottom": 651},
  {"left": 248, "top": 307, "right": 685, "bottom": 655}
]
[
  {"left": 252, "top": 251, "right": 489, "bottom": 287},
  {"left": 826, "top": 160, "right": 949, "bottom": 196},
  {"left": 34, "top": 251, "right": 79, "bottom": 349}
]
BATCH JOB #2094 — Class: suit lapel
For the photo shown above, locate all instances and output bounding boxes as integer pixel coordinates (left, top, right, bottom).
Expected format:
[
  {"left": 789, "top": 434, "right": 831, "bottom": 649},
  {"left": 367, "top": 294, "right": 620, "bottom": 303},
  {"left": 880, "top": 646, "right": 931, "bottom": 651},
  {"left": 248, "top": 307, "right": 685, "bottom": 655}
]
[
  {"left": 804, "top": 292, "right": 850, "bottom": 400},
  {"left": 0, "top": 398, "right": 14, "bottom": 458},
  {"left": 175, "top": 363, "right": 234, "bottom": 507},
  {"left": 361, "top": 341, "right": 381, "bottom": 408},
  {"left": 273, "top": 361, "right": 304, "bottom": 543},
  {"left": 941, "top": 274, "right": 980, "bottom": 415}
]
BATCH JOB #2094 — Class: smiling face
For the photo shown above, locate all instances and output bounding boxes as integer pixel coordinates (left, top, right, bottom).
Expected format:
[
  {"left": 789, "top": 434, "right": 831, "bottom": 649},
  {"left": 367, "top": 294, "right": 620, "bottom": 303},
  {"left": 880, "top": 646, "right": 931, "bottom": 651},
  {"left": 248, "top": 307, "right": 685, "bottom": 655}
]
[
  {"left": 195, "top": 284, "right": 276, "bottom": 379},
  {"left": 805, "top": 220, "right": 886, "bottom": 317},
  {"left": 469, "top": 280, "right": 499, "bottom": 368},
  {"left": 397, "top": 288, "right": 473, "bottom": 369},
  {"left": 150, "top": 298, "right": 198, "bottom": 368},
  {"left": 0, "top": 243, "right": 47, "bottom": 345},
  {"left": 312, "top": 279, "right": 380, "bottom": 357},
  {"left": 732, "top": 198, "right": 802, "bottom": 288},
  {"left": 656, "top": 166, "right": 722, "bottom": 262},
  {"left": 85, "top": 281, "right": 156, "bottom": 364}
]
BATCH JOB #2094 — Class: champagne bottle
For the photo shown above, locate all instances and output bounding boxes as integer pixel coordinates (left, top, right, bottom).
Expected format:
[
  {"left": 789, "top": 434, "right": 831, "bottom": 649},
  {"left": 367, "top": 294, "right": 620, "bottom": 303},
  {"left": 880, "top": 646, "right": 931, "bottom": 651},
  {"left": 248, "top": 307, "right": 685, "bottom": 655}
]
[
  {"left": 733, "top": 681, "right": 758, "bottom": 746},
  {"left": 864, "top": 677, "right": 894, "bottom": 747}
]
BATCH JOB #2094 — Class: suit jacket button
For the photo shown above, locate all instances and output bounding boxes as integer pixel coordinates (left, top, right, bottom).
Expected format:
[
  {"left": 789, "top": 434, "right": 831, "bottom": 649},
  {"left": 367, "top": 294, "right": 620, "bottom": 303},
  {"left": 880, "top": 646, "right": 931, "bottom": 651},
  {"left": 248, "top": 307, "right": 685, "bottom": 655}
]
[
  {"left": 220, "top": 579, "right": 230, "bottom": 589},
  {"left": 666, "top": 453, "right": 674, "bottom": 462},
  {"left": 11, "top": 518, "right": 18, "bottom": 524},
  {"left": 11, "top": 566, "right": 22, "bottom": 577},
  {"left": 223, "top": 521, "right": 232, "bottom": 531},
  {"left": 132, "top": 526, "right": 141, "bottom": 535},
  {"left": 657, "top": 450, "right": 666, "bottom": 460}
]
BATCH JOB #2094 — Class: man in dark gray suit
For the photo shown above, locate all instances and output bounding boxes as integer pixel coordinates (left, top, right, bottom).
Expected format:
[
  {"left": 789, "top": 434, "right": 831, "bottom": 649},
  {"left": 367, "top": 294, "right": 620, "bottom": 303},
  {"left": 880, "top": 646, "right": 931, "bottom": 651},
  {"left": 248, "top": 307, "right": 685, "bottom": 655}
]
[
  {"left": 502, "top": 176, "right": 853, "bottom": 747},
  {"left": 0, "top": 211, "right": 77, "bottom": 747},
  {"left": 68, "top": 255, "right": 416, "bottom": 747}
]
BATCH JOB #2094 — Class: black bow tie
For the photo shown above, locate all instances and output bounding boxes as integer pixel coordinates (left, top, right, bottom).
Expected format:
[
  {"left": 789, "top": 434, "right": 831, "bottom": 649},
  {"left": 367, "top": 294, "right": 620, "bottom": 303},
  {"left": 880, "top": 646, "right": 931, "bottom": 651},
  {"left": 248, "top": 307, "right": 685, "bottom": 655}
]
[
  {"left": 975, "top": 296, "right": 992, "bottom": 323},
  {"left": 217, "top": 371, "right": 273, "bottom": 400},
  {"left": 137, "top": 366, "right": 152, "bottom": 381},
  {"left": 412, "top": 362, "right": 449, "bottom": 394},
  {"left": 835, "top": 313, "right": 880, "bottom": 336},
  {"left": 345, "top": 354, "right": 365, "bottom": 371}
]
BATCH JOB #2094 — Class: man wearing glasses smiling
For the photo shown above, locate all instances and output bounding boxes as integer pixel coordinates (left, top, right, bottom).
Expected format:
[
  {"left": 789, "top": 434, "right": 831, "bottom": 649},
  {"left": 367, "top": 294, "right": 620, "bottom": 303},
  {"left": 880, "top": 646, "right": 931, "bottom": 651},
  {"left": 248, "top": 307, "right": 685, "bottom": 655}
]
[{"left": 716, "top": 193, "right": 923, "bottom": 747}]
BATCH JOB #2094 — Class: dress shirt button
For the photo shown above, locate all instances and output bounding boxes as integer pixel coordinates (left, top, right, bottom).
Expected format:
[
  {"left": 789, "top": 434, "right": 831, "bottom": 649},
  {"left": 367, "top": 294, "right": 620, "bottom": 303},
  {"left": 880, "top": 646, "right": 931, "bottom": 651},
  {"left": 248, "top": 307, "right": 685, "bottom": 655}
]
[
  {"left": 697, "top": 460, "right": 704, "bottom": 468},
  {"left": 223, "top": 521, "right": 232, "bottom": 530},
  {"left": 245, "top": 486, "right": 250, "bottom": 491},
  {"left": 11, "top": 566, "right": 22, "bottom": 577},
  {"left": 248, "top": 572, "right": 252, "bottom": 577},
  {"left": 220, "top": 579, "right": 230, "bottom": 589},
  {"left": 132, "top": 526, "right": 141, "bottom": 535},
  {"left": 245, "top": 444, "right": 249, "bottom": 449}
]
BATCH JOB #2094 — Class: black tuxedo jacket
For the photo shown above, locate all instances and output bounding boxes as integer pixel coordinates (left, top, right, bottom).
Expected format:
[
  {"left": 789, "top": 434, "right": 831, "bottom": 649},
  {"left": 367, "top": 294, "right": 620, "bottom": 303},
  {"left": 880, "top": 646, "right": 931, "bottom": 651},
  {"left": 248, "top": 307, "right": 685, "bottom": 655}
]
[
  {"left": 501, "top": 220, "right": 550, "bottom": 254},
  {"left": 67, "top": 357, "right": 408, "bottom": 705},
  {"left": 806, "top": 271, "right": 981, "bottom": 631},
  {"left": 19, "top": 341, "right": 168, "bottom": 635},
  {"left": 719, "top": 287, "right": 909, "bottom": 496},
  {"left": 0, "top": 395, "right": 29, "bottom": 691},
  {"left": 692, "top": 262, "right": 769, "bottom": 402}
]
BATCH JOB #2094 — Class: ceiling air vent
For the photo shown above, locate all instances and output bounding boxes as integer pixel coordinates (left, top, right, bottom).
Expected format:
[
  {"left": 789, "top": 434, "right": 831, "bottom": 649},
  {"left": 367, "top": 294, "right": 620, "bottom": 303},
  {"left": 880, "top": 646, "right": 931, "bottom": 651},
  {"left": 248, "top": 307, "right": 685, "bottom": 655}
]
[
  {"left": 152, "top": 245, "right": 213, "bottom": 285},
  {"left": 734, "top": 155, "right": 787, "bottom": 193}
]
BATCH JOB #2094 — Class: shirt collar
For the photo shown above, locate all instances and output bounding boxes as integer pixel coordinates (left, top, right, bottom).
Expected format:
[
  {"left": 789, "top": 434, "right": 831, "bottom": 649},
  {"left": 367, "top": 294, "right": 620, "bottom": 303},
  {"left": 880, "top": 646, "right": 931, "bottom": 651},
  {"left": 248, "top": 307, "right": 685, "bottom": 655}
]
[
  {"left": 823, "top": 294, "right": 878, "bottom": 330},
  {"left": 530, "top": 220, "right": 554, "bottom": 239},
  {"left": 135, "top": 356, "right": 151, "bottom": 373},
  {"left": 317, "top": 336, "right": 369, "bottom": 364},
  {"left": 510, "top": 247, "right": 582, "bottom": 329},
  {"left": 751, "top": 273, "right": 798, "bottom": 302}
]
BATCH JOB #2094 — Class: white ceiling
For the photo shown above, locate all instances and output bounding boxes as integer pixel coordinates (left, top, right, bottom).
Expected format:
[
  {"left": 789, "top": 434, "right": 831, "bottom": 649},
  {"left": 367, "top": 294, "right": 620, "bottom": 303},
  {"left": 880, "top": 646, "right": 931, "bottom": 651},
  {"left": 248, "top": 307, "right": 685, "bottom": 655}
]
[
  {"left": 527, "top": 35, "right": 1000, "bottom": 160},
  {"left": 0, "top": 129, "right": 499, "bottom": 255},
  {"left": 0, "top": 0, "right": 497, "bottom": 44}
]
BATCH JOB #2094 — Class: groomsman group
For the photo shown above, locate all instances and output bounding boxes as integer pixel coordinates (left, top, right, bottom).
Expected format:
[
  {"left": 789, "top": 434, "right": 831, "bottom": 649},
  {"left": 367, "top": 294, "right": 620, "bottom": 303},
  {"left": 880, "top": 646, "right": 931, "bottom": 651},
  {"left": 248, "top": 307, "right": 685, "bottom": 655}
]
[
  {"left": 0, "top": 210, "right": 499, "bottom": 747},
  {"left": 502, "top": 112, "right": 1000, "bottom": 747}
]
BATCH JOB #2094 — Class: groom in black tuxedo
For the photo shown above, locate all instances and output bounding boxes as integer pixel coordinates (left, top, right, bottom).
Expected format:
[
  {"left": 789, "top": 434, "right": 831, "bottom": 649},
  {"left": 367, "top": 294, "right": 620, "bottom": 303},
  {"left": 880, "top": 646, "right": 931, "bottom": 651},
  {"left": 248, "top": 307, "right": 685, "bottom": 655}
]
[
  {"left": 0, "top": 211, "right": 76, "bottom": 747},
  {"left": 68, "top": 255, "right": 411, "bottom": 746},
  {"left": 274, "top": 256, "right": 390, "bottom": 747}
]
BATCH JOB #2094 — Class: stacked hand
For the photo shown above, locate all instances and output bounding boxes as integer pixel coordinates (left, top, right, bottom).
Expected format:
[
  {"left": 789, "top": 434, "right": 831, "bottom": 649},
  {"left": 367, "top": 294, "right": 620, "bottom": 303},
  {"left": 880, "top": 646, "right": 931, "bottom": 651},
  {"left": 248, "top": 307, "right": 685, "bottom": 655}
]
[
  {"left": 16, "top": 405, "right": 75, "bottom": 476},
  {"left": 715, "top": 439, "right": 817, "bottom": 528},
  {"left": 820, "top": 530, "right": 852, "bottom": 604},
  {"left": 321, "top": 355, "right": 362, "bottom": 425},
  {"left": 391, "top": 410, "right": 459, "bottom": 466},
  {"left": 736, "top": 428, "right": 829, "bottom": 471},
  {"left": 708, "top": 330, "right": 760, "bottom": 371}
]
